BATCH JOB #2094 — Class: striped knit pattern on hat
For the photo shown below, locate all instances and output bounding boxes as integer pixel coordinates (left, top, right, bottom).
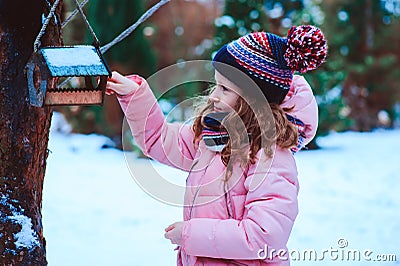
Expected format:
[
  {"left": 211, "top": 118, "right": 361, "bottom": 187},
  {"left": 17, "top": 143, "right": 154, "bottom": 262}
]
[{"left": 226, "top": 32, "right": 293, "bottom": 93}]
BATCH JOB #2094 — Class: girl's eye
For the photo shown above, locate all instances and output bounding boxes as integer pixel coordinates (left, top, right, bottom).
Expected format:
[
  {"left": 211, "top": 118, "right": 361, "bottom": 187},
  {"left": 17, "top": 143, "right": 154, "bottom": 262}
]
[{"left": 220, "top": 85, "right": 229, "bottom": 92}]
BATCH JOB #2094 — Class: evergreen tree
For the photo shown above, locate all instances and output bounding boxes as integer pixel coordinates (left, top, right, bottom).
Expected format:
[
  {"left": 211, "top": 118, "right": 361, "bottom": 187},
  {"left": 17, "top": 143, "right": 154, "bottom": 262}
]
[
  {"left": 87, "top": 0, "right": 156, "bottom": 76},
  {"left": 320, "top": 0, "right": 400, "bottom": 131},
  {"left": 213, "top": 0, "right": 269, "bottom": 53},
  {"left": 214, "top": 0, "right": 304, "bottom": 39},
  {"left": 263, "top": 0, "right": 304, "bottom": 33},
  {"left": 283, "top": 0, "right": 354, "bottom": 135}
]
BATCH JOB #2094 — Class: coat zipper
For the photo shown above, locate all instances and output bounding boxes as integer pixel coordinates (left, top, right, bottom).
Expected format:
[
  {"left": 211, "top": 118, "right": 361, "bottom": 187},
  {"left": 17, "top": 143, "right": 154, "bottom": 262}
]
[{"left": 189, "top": 160, "right": 211, "bottom": 219}]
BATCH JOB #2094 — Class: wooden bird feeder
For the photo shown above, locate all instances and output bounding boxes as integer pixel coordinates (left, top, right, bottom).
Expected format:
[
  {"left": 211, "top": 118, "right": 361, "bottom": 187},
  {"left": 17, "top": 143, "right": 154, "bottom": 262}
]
[{"left": 25, "top": 45, "right": 111, "bottom": 107}]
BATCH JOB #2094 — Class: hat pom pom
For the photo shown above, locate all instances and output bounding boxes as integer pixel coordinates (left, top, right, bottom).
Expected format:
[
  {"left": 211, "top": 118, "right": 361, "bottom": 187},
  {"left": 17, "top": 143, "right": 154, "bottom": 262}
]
[{"left": 284, "top": 25, "right": 328, "bottom": 73}]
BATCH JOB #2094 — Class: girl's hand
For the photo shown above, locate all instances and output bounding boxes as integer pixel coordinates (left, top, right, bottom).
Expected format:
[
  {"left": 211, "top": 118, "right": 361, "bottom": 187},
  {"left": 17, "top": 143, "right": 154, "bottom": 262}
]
[
  {"left": 106, "top": 71, "right": 140, "bottom": 96},
  {"left": 164, "top": 221, "right": 184, "bottom": 245}
]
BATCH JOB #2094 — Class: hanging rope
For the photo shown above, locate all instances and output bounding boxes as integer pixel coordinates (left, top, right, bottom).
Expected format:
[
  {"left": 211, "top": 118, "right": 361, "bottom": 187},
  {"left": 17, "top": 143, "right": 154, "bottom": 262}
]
[
  {"left": 45, "top": 0, "right": 60, "bottom": 25},
  {"left": 100, "top": 0, "right": 170, "bottom": 54},
  {"left": 57, "top": 0, "right": 170, "bottom": 88},
  {"left": 61, "top": 0, "right": 89, "bottom": 28},
  {"left": 71, "top": 0, "right": 100, "bottom": 45},
  {"left": 61, "top": 0, "right": 170, "bottom": 51},
  {"left": 33, "top": 0, "right": 62, "bottom": 52}
]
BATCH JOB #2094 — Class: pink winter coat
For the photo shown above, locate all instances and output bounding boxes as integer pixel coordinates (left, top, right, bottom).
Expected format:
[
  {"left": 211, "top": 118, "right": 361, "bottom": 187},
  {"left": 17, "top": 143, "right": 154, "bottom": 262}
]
[{"left": 118, "top": 75, "right": 318, "bottom": 266}]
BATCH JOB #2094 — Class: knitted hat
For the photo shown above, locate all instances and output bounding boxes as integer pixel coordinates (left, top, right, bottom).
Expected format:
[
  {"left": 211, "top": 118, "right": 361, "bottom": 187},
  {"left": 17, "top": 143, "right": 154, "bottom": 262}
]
[{"left": 212, "top": 25, "right": 328, "bottom": 104}]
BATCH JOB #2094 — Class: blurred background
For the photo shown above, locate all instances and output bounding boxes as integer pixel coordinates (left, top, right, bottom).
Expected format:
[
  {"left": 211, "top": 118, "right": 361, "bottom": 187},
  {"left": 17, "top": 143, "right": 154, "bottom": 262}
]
[{"left": 58, "top": 0, "right": 400, "bottom": 150}]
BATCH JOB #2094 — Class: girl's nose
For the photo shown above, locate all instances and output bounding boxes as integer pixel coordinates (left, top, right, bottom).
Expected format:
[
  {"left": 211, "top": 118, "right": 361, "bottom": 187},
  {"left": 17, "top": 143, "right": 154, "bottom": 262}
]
[
  {"left": 209, "top": 90, "right": 220, "bottom": 103},
  {"left": 209, "top": 96, "right": 220, "bottom": 103}
]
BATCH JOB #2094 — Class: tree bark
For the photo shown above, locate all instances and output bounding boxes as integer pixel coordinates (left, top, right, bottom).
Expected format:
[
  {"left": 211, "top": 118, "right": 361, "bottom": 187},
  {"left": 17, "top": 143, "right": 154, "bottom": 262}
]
[{"left": 0, "top": 1, "right": 62, "bottom": 264}]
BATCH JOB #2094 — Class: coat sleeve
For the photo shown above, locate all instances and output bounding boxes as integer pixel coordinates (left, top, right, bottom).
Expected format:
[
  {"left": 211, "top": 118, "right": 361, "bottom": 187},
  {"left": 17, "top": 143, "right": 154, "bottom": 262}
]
[
  {"left": 117, "top": 75, "right": 197, "bottom": 171},
  {"left": 181, "top": 149, "right": 299, "bottom": 260}
]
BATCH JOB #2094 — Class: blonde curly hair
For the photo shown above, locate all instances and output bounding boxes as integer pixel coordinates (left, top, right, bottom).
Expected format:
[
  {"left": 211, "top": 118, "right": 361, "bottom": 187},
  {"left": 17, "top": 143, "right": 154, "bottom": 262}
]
[{"left": 192, "top": 86, "right": 298, "bottom": 180}]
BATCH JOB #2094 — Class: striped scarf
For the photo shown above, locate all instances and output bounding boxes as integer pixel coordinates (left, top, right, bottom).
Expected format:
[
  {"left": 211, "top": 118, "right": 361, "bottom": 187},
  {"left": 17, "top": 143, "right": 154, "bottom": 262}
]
[
  {"left": 201, "top": 112, "right": 307, "bottom": 153},
  {"left": 201, "top": 112, "right": 229, "bottom": 152},
  {"left": 286, "top": 114, "right": 307, "bottom": 154}
]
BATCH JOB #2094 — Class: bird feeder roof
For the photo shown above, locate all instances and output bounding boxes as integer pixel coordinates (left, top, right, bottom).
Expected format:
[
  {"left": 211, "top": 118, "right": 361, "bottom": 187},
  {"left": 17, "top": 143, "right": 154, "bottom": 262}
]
[{"left": 40, "top": 45, "right": 110, "bottom": 77}]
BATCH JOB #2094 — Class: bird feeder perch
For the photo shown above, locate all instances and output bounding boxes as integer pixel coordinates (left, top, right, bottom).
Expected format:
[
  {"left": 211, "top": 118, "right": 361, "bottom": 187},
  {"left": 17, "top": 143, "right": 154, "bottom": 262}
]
[{"left": 25, "top": 45, "right": 111, "bottom": 107}]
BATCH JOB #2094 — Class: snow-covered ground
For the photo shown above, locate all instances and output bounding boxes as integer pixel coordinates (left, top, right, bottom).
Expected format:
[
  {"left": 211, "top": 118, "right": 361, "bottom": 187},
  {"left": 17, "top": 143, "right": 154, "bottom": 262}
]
[{"left": 42, "top": 113, "right": 400, "bottom": 265}]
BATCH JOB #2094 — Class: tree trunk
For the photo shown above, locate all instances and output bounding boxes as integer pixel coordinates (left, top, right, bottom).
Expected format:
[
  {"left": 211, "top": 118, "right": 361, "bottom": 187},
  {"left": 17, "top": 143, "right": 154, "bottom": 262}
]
[{"left": 0, "top": 1, "right": 62, "bottom": 264}]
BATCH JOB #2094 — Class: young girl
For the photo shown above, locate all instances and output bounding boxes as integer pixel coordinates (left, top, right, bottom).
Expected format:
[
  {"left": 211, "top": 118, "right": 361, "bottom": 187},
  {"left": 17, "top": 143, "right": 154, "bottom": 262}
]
[{"left": 106, "top": 25, "right": 327, "bottom": 265}]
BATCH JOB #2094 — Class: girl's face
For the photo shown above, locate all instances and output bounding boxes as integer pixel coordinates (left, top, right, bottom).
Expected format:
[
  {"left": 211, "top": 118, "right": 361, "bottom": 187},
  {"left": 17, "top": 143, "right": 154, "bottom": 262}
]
[{"left": 210, "top": 71, "right": 242, "bottom": 113}]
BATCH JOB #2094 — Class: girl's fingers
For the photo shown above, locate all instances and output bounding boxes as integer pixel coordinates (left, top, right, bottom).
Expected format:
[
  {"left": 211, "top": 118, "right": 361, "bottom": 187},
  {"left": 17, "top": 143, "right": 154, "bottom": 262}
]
[
  {"left": 106, "top": 82, "right": 126, "bottom": 95},
  {"left": 165, "top": 224, "right": 175, "bottom": 232},
  {"left": 107, "top": 71, "right": 123, "bottom": 83},
  {"left": 164, "top": 231, "right": 176, "bottom": 245},
  {"left": 164, "top": 231, "right": 169, "bottom": 239},
  {"left": 109, "top": 71, "right": 126, "bottom": 83},
  {"left": 106, "top": 71, "right": 138, "bottom": 95},
  {"left": 105, "top": 89, "right": 114, "bottom": 95}
]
